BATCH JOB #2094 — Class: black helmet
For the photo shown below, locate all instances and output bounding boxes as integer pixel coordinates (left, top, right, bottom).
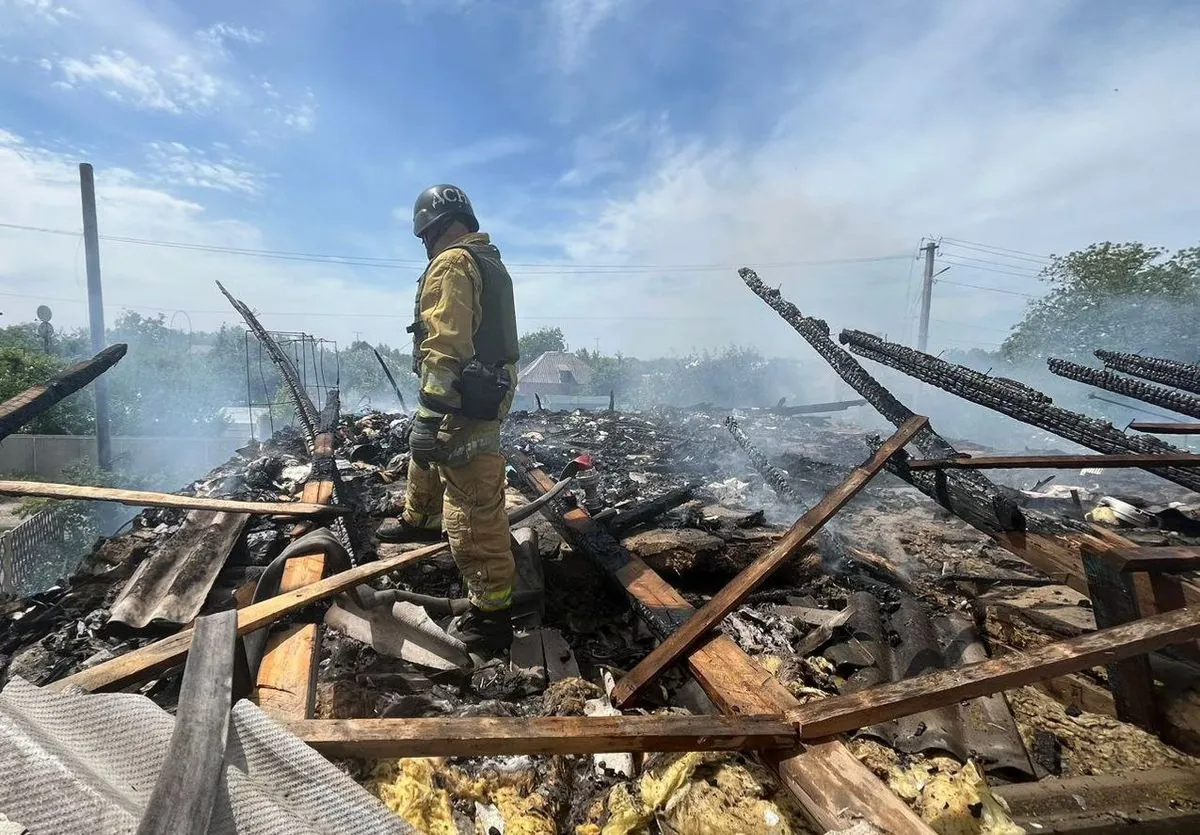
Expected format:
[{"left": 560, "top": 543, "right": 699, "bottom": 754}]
[{"left": 412, "top": 184, "right": 479, "bottom": 238}]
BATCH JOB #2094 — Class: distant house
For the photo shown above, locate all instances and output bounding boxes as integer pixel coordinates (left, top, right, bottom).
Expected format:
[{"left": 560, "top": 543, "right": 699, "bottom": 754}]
[{"left": 515, "top": 351, "right": 599, "bottom": 410}]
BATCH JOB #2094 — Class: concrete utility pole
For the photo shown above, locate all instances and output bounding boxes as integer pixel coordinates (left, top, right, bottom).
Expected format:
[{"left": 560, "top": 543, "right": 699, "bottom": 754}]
[
  {"left": 916, "top": 239, "right": 938, "bottom": 353},
  {"left": 79, "top": 162, "right": 113, "bottom": 471}
]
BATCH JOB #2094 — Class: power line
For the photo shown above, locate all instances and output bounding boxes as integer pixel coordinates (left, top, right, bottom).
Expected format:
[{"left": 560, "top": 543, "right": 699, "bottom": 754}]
[
  {"left": 937, "top": 252, "right": 1042, "bottom": 276},
  {"left": 0, "top": 220, "right": 910, "bottom": 273},
  {"left": 936, "top": 278, "right": 1037, "bottom": 298},
  {"left": 929, "top": 317, "right": 1011, "bottom": 333},
  {"left": 939, "top": 258, "right": 1044, "bottom": 279},
  {"left": 940, "top": 236, "right": 1051, "bottom": 262}
]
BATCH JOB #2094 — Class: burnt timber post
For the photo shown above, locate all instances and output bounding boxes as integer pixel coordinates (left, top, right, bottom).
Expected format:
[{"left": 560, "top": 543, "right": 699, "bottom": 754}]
[{"left": 79, "top": 163, "right": 113, "bottom": 471}]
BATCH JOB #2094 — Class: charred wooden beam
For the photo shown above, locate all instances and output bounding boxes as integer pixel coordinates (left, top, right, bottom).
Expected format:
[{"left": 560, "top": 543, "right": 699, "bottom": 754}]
[
  {"left": 724, "top": 416, "right": 800, "bottom": 502},
  {"left": 907, "top": 452, "right": 1200, "bottom": 470},
  {"left": 216, "top": 280, "right": 320, "bottom": 444},
  {"left": 1049, "top": 358, "right": 1200, "bottom": 420},
  {"left": 1129, "top": 421, "right": 1200, "bottom": 435},
  {"left": 0, "top": 480, "right": 348, "bottom": 517},
  {"left": 605, "top": 482, "right": 700, "bottom": 535},
  {"left": 738, "top": 267, "right": 1023, "bottom": 535},
  {"left": 0, "top": 343, "right": 126, "bottom": 440},
  {"left": 840, "top": 328, "right": 1200, "bottom": 493},
  {"left": 765, "top": 398, "right": 868, "bottom": 415},
  {"left": 1096, "top": 349, "right": 1200, "bottom": 397},
  {"left": 611, "top": 415, "right": 928, "bottom": 708},
  {"left": 137, "top": 609, "right": 236, "bottom": 835},
  {"left": 505, "top": 447, "right": 933, "bottom": 834},
  {"left": 1080, "top": 547, "right": 1161, "bottom": 731}
]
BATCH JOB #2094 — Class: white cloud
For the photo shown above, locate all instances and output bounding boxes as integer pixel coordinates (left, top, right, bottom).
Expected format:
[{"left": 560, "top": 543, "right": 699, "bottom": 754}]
[
  {"left": 544, "top": 0, "right": 628, "bottom": 74},
  {"left": 542, "top": 2, "right": 1200, "bottom": 358},
  {"left": 143, "top": 141, "right": 265, "bottom": 195},
  {"left": 56, "top": 50, "right": 223, "bottom": 114},
  {"left": 2, "top": 0, "right": 73, "bottom": 24},
  {"left": 279, "top": 89, "right": 317, "bottom": 133},
  {"left": 197, "top": 22, "right": 265, "bottom": 51},
  {"left": 435, "top": 135, "right": 537, "bottom": 171},
  {"left": 0, "top": 128, "right": 409, "bottom": 347}
]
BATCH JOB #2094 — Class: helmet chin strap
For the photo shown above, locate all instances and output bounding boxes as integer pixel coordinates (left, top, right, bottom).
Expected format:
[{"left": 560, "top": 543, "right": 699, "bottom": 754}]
[{"left": 423, "top": 217, "right": 462, "bottom": 259}]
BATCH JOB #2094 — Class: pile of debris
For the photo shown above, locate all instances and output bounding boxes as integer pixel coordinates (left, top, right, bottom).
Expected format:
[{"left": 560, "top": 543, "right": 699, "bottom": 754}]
[{"left": 3, "top": 278, "right": 1200, "bottom": 835}]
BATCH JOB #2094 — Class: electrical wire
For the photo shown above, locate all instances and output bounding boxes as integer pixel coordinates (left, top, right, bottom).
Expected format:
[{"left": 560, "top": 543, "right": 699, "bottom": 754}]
[
  {"left": 940, "top": 236, "right": 1052, "bottom": 263},
  {"left": 939, "top": 258, "right": 1045, "bottom": 279},
  {"left": 0, "top": 220, "right": 910, "bottom": 273},
  {"left": 936, "top": 278, "right": 1037, "bottom": 298}
]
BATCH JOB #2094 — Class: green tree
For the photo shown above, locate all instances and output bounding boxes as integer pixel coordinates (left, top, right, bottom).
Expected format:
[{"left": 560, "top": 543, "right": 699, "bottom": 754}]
[
  {"left": 518, "top": 327, "right": 566, "bottom": 368},
  {"left": 336, "top": 340, "right": 416, "bottom": 412},
  {"left": 0, "top": 346, "right": 93, "bottom": 434},
  {"left": 1002, "top": 242, "right": 1200, "bottom": 362}
]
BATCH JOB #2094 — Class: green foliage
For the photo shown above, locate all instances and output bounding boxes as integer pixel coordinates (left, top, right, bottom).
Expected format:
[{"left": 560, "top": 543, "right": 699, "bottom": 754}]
[
  {"left": 0, "top": 345, "right": 94, "bottom": 434},
  {"left": 103, "top": 311, "right": 235, "bottom": 436},
  {"left": 518, "top": 327, "right": 567, "bottom": 367},
  {"left": 1002, "top": 242, "right": 1200, "bottom": 362},
  {"left": 332, "top": 340, "right": 416, "bottom": 412},
  {"left": 570, "top": 345, "right": 809, "bottom": 408}
]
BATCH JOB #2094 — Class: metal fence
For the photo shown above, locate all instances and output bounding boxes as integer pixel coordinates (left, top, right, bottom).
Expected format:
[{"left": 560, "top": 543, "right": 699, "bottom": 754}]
[{"left": 0, "top": 501, "right": 133, "bottom": 600}]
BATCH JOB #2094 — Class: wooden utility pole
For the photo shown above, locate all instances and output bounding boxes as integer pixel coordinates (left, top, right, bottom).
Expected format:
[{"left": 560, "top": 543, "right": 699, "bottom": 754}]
[
  {"left": 79, "top": 163, "right": 112, "bottom": 470},
  {"left": 916, "top": 239, "right": 937, "bottom": 352}
]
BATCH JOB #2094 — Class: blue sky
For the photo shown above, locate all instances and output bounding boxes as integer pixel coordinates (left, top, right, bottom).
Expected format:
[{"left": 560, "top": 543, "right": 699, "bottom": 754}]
[{"left": 2, "top": 0, "right": 1199, "bottom": 369}]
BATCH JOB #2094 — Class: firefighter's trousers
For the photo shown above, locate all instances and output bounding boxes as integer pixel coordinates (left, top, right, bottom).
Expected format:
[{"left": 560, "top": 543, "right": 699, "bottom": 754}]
[{"left": 402, "top": 413, "right": 513, "bottom": 612}]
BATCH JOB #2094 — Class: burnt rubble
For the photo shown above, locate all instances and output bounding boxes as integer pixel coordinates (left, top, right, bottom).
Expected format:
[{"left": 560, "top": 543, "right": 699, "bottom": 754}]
[{"left": 4, "top": 391, "right": 1200, "bottom": 831}]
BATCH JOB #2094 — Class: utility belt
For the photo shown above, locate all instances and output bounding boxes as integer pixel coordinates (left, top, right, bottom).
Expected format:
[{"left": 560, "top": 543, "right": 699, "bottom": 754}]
[{"left": 455, "top": 359, "right": 512, "bottom": 421}]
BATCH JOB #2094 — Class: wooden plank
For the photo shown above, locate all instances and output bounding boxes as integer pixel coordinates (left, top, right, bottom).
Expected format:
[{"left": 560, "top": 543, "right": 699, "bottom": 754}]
[
  {"left": 907, "top": 452, "right": 1200, "bottom": 470},
  {"left": 286, "top": 714, "right": 798, "bottom": 759},
  {"left": 0, "top": 343, "right": 127, "bottom": 440},
  {"left": 787, "top": 605, "right": 1200, "bottom": 740},
  {"left": 0, "top": 480, "right": 346, "bottom": 517},
  {"left": 51, "top": 540, "right": 447, "bottom": 693},
  {"left": 136, "top": 609, "right": 236, "bottom": 835},
  {"left": 1081, "top": 549, "right": 1161, "bottom": 731},
  {"left": 1129, "top": 421, "right": 1200, "bottom": 435},
  {"left": 1105, "top": 546, "right": 1200, "bottom": 574},
  {"left": 611, "top": 414, "right": 929, "bottom": 708},
  {"left": 508, "top": 450, "right": 933, "bottom": 835},
  {"left": 252, "top": 554, "right": 325, "bottom": 720}
]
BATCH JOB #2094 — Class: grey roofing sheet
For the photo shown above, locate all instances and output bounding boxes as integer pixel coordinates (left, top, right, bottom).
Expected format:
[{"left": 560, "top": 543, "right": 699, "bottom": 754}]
[
  {"left": 0, "top": 677, "right": 413, "bottom": 835},
  {"left": 109, "top": 510, "right": 249, "bottom": 629},
  {"left": 827, "top": 592, "right": 1036, "bottom": 780}
]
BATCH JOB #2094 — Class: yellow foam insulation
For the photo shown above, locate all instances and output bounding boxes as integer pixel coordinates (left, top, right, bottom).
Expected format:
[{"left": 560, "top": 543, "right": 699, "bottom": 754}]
[
  {"left": 366, "top": 758, "right": 459, "bottom": 835},
  {"left": 849, "top": 740, "right": 1022, "bottom": 835},
  {"left": 1007, "top": 686, "right": 1200, "bottom": 776},
  {"left": 579, "top": 752, "right": 806, "bottom": 835},
  {"left": 366, "top": 757, "right": 555, "bottom": 835}
]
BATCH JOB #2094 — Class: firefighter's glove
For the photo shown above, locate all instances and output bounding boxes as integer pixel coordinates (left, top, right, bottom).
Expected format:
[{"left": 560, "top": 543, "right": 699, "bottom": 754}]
[{"left": 408, "top": 409, "right": 444, "bottom": 469}]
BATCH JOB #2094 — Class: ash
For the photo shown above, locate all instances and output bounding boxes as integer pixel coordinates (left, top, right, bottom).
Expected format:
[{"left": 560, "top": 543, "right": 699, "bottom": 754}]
[{"left": 4, "top": 405, "right": 1199, "bottom": 833}]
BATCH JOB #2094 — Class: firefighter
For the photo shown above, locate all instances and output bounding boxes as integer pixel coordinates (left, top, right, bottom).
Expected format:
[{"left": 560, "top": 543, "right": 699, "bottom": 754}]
[{"left": 376, "top": 184, "right": 520, "bottom": 663}]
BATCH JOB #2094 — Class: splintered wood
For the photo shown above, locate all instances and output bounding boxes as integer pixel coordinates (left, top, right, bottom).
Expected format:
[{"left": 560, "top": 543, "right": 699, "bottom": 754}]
[
  {"left": 0, "top": 480, "right": 346, "bottom": 517},
  {"left": 611, "top": 414, "right": 928, "bottom": 708},
  {"left": 50, "top": 540, "right": 447, "bottom": 693}
]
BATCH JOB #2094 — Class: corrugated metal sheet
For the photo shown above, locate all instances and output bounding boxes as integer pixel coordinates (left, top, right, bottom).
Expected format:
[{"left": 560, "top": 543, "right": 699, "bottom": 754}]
[
  {"left": 827, "top": 592, "right": 1035, "bottom": 780},
  {"left": 518, "top": 352, "right": 594, "bottom": 387},
  {"left": 0, "top": 677, "right": 413, "bottom": 834},
  {"left": 109, "top": 510, "right": 249, "bottom": 629}
]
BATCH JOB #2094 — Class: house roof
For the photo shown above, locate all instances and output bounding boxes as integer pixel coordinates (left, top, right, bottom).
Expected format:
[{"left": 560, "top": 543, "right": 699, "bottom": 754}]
[{"left": 518, "top": 351, "right": 594, "bottom": 385}]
